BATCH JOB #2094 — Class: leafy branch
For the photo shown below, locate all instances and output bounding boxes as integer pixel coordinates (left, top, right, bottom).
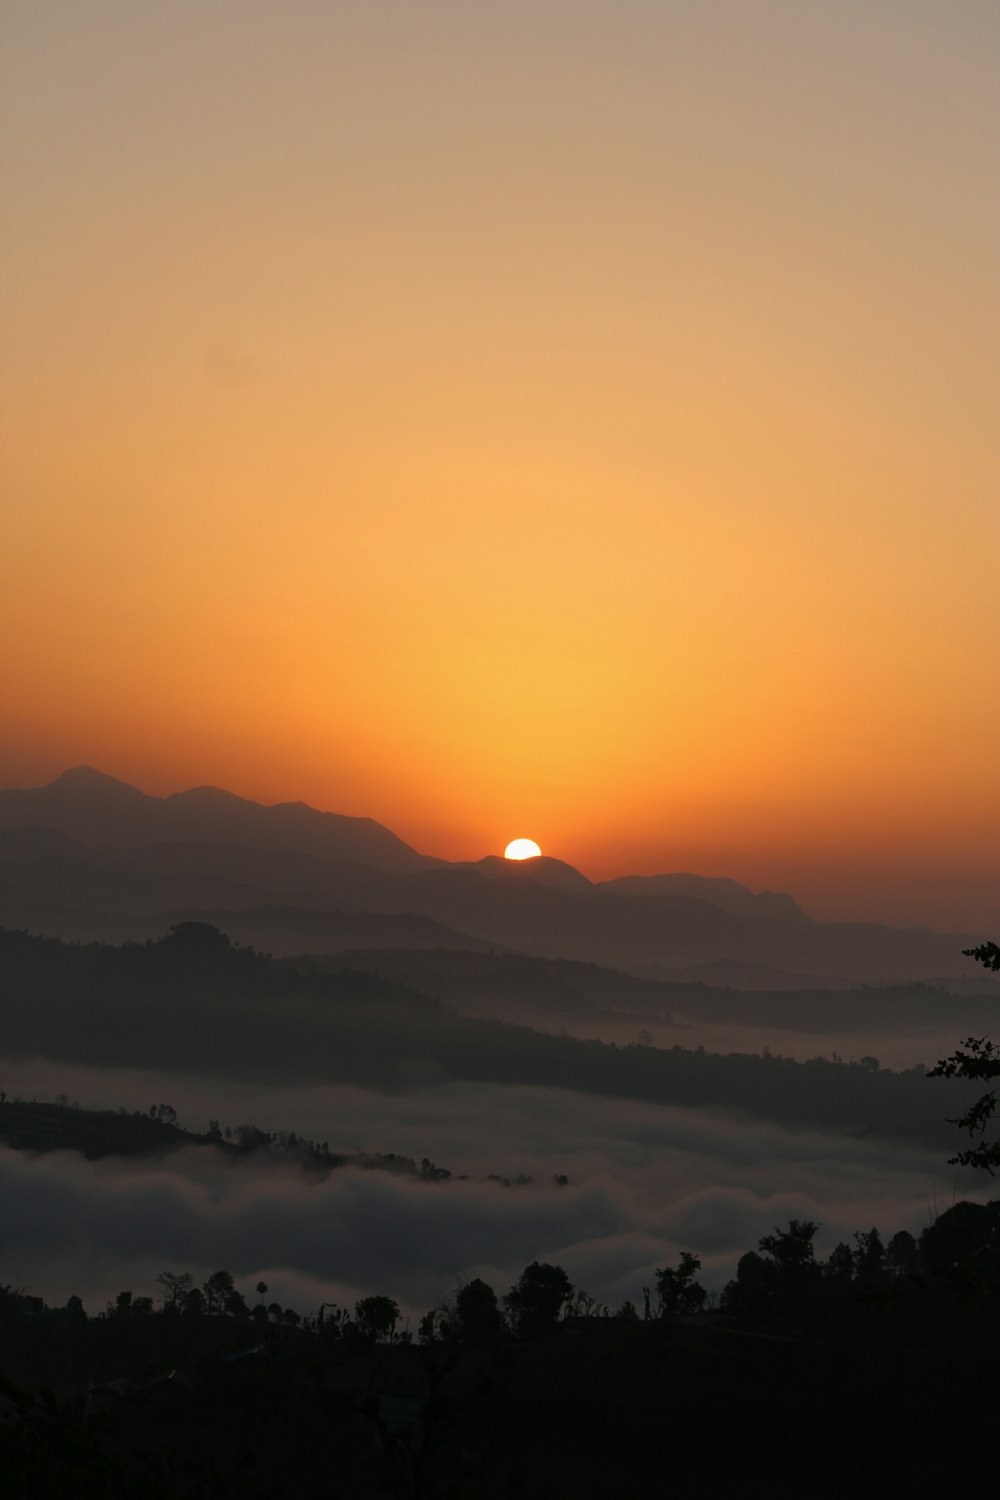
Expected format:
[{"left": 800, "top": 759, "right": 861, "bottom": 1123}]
[{"left": 927, "top": 943, "right": 1000, "bottom": 1174}]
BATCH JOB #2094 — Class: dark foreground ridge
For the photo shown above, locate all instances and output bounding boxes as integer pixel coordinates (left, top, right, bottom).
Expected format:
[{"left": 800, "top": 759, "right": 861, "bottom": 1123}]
[{"left": 2, "top": 1202, "right": 998, "bottom": 1498}]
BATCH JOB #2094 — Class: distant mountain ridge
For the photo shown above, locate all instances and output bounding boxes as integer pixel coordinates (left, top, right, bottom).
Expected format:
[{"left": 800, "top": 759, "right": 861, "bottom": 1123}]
[
  {"left": 602, "top": 873, "right": 807, "bottom": 926},
  {"left": 0, "top": 768, "right": 986, "bottom": 981},
  {"left": 470, "top": 854, "right": 593, "bottom": 892},
  {"left": 0, "top": 767, "right": 433, "bottom": 872}
]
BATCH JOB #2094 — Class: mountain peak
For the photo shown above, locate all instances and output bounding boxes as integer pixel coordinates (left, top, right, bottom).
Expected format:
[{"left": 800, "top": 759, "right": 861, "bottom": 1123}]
[
  {"left": 0, "top": 769, "right": 429, "bottom": 871},
  {"left": 47, "top": 767, "right": 143, "bottom": 797},
  {"left": 474, "top": 854, "right": 592, "bottom": 892},
  {"left": 167, "top": 785, "right": 244, "bottom": 805}
]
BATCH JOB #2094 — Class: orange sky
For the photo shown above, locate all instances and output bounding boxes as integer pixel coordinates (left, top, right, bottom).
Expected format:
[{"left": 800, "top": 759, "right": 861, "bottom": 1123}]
[{"left": 2, "top": 2, "right": 998, "bottom": 930}]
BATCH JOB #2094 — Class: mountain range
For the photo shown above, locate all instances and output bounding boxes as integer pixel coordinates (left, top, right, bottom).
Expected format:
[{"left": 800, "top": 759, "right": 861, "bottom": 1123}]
[
  {"left": 0, "top": 766, "right": 430, "bottom": 870},
  {"left": 0, "top": 767, "right": 991, "bottom": 982}
]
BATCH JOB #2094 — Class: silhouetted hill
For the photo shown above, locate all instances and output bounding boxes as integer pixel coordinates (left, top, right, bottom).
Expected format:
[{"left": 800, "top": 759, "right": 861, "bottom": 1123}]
[
  {"left": 3, "top": 1288, "right": 998, "bottom": 1499},
  {"left": 0, "top": 829, "right": 438, "bottom": 922},
  {"left": 0, "top": 768, "right": 431, "bottom": 872},
  {"left": 321, "top": 945, "right": 1000, "bottom": 1039},
  {"left": 0, "top": 926, "right": 974, "bottom": 1147},
  {"left": 0, "top": 1098, "right": 467, "bottom": 1186},
  {"left": 319, "top": 947, "right": 612, "bottom": 1022},
  {"left": 0, "top": 851, "right": 268, "bottom": 915},
  {"left": 600, "top": 872, "right": 808, "bottom": 925},
  {"left": 0, "top": 771, "right": 988, "bottom": 980},
  {"left": 471, "top": 854, "right": 593, "bottom": 891},
  {"left": 401, "top": 864, "right": 742, "bottom": 966},
  {"left": 3, "top": 1213, "right": 997, "bottom": 1500},
  {"left": 637, "top": 958, "right": 856, "bottom": 989},
  {"left": 124, "top": 906, "right": 502, "bottom": 954}
]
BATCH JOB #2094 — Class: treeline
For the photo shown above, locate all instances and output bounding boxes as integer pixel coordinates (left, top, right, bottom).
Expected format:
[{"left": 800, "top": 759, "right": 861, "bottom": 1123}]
[
  {"left": 0, "top": 1096, "right": 546, "bottom": 1186},
  {"left": 3, "top": 1203, "right": 998, "bottom": 1500},
  {"left": 0, "top": 926, "right": 975, "bottom": 1146},
  {"left": 4, "top": 1196, "right": 998, "bottom": 1365}
]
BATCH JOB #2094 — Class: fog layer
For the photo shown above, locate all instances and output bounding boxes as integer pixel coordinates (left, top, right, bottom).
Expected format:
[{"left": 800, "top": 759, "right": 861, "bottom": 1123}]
[{"left": 1, "top": 1059, "right": 982, "bottom": 1321}]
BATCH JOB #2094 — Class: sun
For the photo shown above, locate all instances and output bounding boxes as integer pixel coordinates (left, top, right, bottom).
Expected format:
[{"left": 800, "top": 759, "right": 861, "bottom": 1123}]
[{"left": 504, "top": 838, "right": 542, "bottom": 860}]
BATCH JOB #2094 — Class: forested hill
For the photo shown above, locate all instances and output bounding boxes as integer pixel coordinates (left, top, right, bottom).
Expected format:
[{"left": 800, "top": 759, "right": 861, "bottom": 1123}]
[
  {"left": 0, "top": 925, "right": 972, "bottom": 1148},
  {"left": 0, "top": 1096, "right": 460, "bottom": 1182}
]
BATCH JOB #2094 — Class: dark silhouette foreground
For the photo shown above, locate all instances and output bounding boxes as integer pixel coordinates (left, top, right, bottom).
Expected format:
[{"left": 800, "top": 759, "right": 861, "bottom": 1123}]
[{"left": 2, "top": 1189, "right": 998, "bottom": 1499}]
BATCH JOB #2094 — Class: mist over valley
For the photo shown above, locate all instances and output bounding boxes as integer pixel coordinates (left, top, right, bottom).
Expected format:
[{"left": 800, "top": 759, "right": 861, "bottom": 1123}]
[{"left": 2, "top": 770, "right": 996, "bottom": 1327}]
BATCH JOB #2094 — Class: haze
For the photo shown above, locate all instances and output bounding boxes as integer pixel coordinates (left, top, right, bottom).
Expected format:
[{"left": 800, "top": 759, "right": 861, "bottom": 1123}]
[{"left": 3, "top": 1, "right": 999, "bottom": 932}]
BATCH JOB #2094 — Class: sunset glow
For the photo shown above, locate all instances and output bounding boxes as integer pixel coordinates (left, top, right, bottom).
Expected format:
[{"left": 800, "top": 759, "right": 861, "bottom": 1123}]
[{"left": 1, "top": 3, "right": 998, "bottom": 930}]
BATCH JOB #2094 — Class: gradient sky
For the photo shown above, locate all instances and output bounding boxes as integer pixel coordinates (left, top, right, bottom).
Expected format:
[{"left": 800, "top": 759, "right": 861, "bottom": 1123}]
[{"left": 2, "top": 2, "right": 998, "bottom": 929}]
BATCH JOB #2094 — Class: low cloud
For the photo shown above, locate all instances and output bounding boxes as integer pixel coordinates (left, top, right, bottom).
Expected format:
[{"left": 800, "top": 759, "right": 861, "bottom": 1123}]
[{"left": 1, "top": 1058, "right": 984, "bottom": 1321}]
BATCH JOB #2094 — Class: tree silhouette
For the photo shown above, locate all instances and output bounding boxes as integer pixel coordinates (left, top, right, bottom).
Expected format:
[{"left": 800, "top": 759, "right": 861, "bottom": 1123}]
[
  {"left": 721, "top": 1250, "right": 770, "bottom": 1317},
  {"left": 852, "top": 1228, "right": 886, "bottom": 1282},
  {"left": 964, "top": 941, "right": 1000, "bottom": 973},
  {"left": 161, "top": 921, "right": 235, "bottom": 954},
  {"left": 758, "top": 1219, "right": 820, "bottom": 1273},
  {"left": 886, "top": 1229, "right": 920, "bottom": 1279},
  {"left": 156, "top": 1270, "right": 193, "bottom": 1312},
  {"left": 183, "top": 1287, "right": 205, "bottom": 1317},
  {"left": 354, "top": 1295, "right": 400, "bottom": 1342},
  {"left": 927, "top": 942, "right": 1000, "bottom": 1173},
  {"left": 504, "top": 1262, "right": 574, "bottom": 1338},
  {"left": 224, "top": 1288, "right": 248, "bottom": 1319},
  {"left": 919, "top": 1200, "right": 1000, "bottom": 1279},
  {"left": 202, "top": 1270, "right": 235, "bottom": 1315},
  {"left": 454, "top": 1278, "right": 503, "bottom": 1345},
  {"left": 654, "top": 1252, "right": 707, "bottom": 1316},
  {"left": 722, "top": 1221, "right": 820, "bottom": 1319},
  {"left": 824, "top": 1242, "right": 855, "bottom": 1282}
]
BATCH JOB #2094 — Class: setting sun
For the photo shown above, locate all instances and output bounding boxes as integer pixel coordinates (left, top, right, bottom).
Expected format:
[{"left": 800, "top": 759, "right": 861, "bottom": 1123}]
[
  {"left": 504, "top": 838, "right": 542, "bottom": 861},
  {"left": 2, "top": 6, "right": 999, "bottom": 1494}
]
